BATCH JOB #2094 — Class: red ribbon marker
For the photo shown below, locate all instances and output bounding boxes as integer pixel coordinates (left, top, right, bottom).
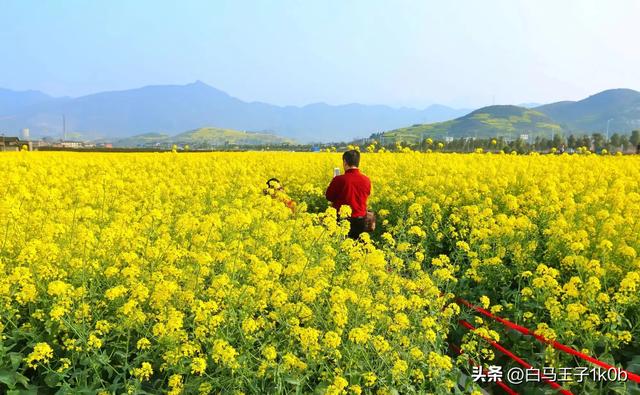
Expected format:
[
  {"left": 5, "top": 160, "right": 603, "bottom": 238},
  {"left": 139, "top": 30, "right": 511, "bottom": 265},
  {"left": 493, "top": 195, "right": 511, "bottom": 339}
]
[
  {"left": 460, "top": 319, "right": 573, "bottom": 395},
  {"left": 450, "top": 343, "right": 520, "bottom": 395},
  {"left": 456, "top": 297, "right": 640, "bottom": 384}
]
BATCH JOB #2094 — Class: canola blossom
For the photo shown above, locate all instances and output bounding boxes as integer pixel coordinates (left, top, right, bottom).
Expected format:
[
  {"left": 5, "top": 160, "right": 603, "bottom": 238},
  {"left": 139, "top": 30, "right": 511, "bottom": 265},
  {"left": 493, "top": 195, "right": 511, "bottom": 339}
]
[{"left": 0, "top": 151, "right": 639, "bottom": 394}]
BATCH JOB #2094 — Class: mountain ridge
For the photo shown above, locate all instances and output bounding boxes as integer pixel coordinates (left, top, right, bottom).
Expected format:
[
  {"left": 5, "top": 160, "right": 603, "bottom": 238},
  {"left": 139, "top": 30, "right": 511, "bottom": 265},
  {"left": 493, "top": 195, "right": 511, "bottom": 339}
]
[
  {"left": 380, "top": 89, "right": 640, "bottom": 142},
  {"left": 112, "top": 127, "right": 294, "bottom": 148},
  {"left": 2, "top": 84, "right": 640, "bottom": 143},
  {"left": 534, "top": 88, "right": 640, "bottom": 133},
  {"left": 0, "top": 88, "right": 54, "bottom": 117},
  {"left": 380, "top": 105, "right": 564, "bottom": 142},
  {"left": 0, "top": 82, "right": 468, "bottom": 142}
]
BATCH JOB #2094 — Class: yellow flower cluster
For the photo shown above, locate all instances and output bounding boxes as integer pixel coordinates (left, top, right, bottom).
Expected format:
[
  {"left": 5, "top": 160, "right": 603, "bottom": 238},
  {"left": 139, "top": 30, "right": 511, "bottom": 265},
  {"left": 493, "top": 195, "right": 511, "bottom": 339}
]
[
  {"left": 24, "top": 342, "right": 54, "bottom": 368},
  {"left": 0, "top": 152, "right": 459, "bottom": 393},
  {"left": 2, "top": 150, "right": 639, "bottom": 393}
]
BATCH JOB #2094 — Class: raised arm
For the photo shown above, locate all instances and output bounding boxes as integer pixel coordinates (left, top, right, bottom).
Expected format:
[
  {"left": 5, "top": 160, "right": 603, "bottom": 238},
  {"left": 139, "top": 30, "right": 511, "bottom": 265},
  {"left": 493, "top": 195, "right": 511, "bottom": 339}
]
[{"left": 325, "top": 177, "right": 340, "bottom": 202}]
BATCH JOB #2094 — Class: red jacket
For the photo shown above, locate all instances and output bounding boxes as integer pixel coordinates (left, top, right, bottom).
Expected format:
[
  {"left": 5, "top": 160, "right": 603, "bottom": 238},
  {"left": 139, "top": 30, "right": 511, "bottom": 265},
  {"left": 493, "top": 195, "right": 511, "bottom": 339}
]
[{"left": 325, "top": 168, "right": 371, "bottom": 217}]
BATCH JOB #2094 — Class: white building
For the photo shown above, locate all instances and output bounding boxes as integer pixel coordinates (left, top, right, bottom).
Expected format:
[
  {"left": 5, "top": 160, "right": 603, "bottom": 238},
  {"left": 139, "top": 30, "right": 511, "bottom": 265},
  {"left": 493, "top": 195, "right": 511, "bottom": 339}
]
[{"left": 60, "top": 141, "right": 83, "bottom": 148}]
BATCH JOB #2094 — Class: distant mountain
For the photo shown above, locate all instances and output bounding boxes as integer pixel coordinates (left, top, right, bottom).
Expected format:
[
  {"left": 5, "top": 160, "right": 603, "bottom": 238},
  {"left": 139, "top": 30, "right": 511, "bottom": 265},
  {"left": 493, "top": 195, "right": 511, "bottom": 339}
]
[
  {"left": 381, "top": 105, "right": 565, "bottom": 142},
  {"left": 535, "top": 89, "right": 640, "bottom": 133},
  {"left": 382, "top": 89, "right": 640, "bottom": 141},
  {"left": 4, "top": 83, "right": 639, "bottom": 143},
  {"left": 110, "top": 133, "right": 171, "bottom": 147},
  {"left": 0, "top": 82, "right": 468, "bottom": 142},
  {"left": 113, "top": 127, "right": 294, "bottom": 147},
  {"left": 518, "top": 102, "right": 543, "bottom": 109},
  {"left": 0, "top": 88, "right": 55, "bottom": 117}
]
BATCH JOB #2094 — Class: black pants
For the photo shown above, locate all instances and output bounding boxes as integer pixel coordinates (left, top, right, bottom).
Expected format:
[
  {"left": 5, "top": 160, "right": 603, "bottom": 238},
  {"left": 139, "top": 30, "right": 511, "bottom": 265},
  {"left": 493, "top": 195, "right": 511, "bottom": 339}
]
[{"left": 347, "top": 216, "right": 366, "bottom": 240}]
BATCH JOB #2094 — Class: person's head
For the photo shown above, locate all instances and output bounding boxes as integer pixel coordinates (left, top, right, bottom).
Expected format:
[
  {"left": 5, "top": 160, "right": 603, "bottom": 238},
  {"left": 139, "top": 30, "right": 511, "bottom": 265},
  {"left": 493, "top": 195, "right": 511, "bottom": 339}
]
[
  {"left": 266, "top": 178, "right": 282, "bottom": 189},
  {"left": 264, "top": 178, "right": 283, "bottom": 195},
  {"left": 342, "top": 150, "right": 360, "bottom": 171}
]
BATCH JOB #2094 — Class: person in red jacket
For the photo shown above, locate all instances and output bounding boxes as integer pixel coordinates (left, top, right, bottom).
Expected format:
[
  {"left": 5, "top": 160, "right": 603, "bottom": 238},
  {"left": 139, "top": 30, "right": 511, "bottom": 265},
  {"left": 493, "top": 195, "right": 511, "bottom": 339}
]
[{"left": 325, "top": 150, "right": 371, "bottom": 239}]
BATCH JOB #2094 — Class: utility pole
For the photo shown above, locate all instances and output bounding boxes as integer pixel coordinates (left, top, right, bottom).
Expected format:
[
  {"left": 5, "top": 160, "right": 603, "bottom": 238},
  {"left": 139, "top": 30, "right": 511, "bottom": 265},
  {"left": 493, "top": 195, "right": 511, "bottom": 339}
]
[
  {"left": 474, "top": 130, "right": 478, "bottom": 151},
  {"left": 62, "top": 115, "right": 66, "bottom": 141}
]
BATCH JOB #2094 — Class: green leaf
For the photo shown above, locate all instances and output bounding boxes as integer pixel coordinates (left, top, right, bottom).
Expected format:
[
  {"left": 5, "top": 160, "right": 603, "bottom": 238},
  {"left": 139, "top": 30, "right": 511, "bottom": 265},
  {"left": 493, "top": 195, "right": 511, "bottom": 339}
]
[
  {"left": 627, "top": 355, "right": 640, "bottom": 373},
  {"left": 96, "top": 352, "right": 111, "bottom": 365},
  {"left": 313, "top": 382, "right": 328, "bottom": 395},
  {"left": 7, "top": 388, "right": 38, "bottom": 395},
  {"left": 55, "top": 383, "right": 74, "bottom": 395},
  {"left": 44, "top": 372, "right": 60, "bottom": 388},
  {"left": 0, "top": 369, "right": 17, "bottom": 388},
  {"left": 13, "top": 373, "right": 29, "bottom": 388},
  {"left": 9, "top": 353, "right": 23, "bottom": 371},
  {"left": 284, "top": 376, "right": 302, "bottom": 386},
  {"left": 609, "top": 382, "right": 640, "bottom": 395}
]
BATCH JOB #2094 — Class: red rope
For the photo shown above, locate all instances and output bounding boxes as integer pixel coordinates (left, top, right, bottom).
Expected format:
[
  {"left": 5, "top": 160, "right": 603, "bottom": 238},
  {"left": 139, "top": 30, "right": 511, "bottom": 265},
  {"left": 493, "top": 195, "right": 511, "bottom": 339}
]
[
  {"left": 450, "top": 343, "right": 520, "bottom": 395},
  {"left": 460, "top": 319, "right": 573, "bottom": 395},
  {"left": 456, "top": 297, "right": 640, "bottom": 384}
]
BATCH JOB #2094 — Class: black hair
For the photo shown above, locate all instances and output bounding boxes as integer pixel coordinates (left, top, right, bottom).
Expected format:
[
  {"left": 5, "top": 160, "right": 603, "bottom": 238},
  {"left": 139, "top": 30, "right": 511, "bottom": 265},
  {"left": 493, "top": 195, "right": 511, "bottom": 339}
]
[
  {"left": 266, "top": 178, "right": 282, "bottom": 188},
  {"left": 342, "top": 150, "right": 360, "bottom": 167}
]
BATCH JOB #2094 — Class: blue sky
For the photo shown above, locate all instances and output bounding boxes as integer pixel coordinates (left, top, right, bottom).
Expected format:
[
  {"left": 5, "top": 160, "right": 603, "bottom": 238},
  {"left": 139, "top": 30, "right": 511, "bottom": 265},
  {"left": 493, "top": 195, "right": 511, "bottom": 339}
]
[{"left": 1, "top": 0, "right": 639, "bottom": 108}]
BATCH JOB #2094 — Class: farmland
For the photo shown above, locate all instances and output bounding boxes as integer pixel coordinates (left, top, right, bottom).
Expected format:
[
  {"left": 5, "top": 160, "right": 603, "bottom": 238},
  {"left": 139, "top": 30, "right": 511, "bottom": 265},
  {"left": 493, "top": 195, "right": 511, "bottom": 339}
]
[{"left": 1, "top": 151, "right": 639, "bottom": 394}]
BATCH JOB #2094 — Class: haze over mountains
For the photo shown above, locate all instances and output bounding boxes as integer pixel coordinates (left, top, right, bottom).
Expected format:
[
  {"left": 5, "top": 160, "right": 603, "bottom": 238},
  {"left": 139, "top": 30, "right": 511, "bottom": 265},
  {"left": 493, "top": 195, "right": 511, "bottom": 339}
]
[
  {"left": 0, "top": 81, "right": 468, "bottom": 143},
  {"left": 1, "top": 82, "right": 639, "bottom": 144},
  {"left": 0, "top": 88, "right": 58, "bottom": 117}
]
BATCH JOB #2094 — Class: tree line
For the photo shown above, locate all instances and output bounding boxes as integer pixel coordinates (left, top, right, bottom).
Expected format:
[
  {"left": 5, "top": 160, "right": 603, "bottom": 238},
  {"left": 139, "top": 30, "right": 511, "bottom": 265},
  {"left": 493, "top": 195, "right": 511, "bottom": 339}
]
[{"left": 363, "top": 130, "right": 640, "bottom": 153}]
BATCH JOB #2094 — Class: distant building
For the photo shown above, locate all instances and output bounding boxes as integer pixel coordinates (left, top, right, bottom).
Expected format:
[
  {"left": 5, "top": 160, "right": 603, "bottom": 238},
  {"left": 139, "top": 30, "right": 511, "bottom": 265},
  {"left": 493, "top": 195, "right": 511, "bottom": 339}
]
[
  {"left": 0, "top": 136, "right": 26, "bottom": 151},
  {"left": 519, "top": 134, "right": 529, "bottom": 141},
  {"left": 60, "top": 140, "right": 83, "bottom": 148},
  {"left": 29, "top": 140, "right": 48, "bottom": 149},
  {"left": 49, "top": 140, "right": 96, "bottom": 149},
  {"left": 22, "top": 128, "right": 30, "bottom": 139}
]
